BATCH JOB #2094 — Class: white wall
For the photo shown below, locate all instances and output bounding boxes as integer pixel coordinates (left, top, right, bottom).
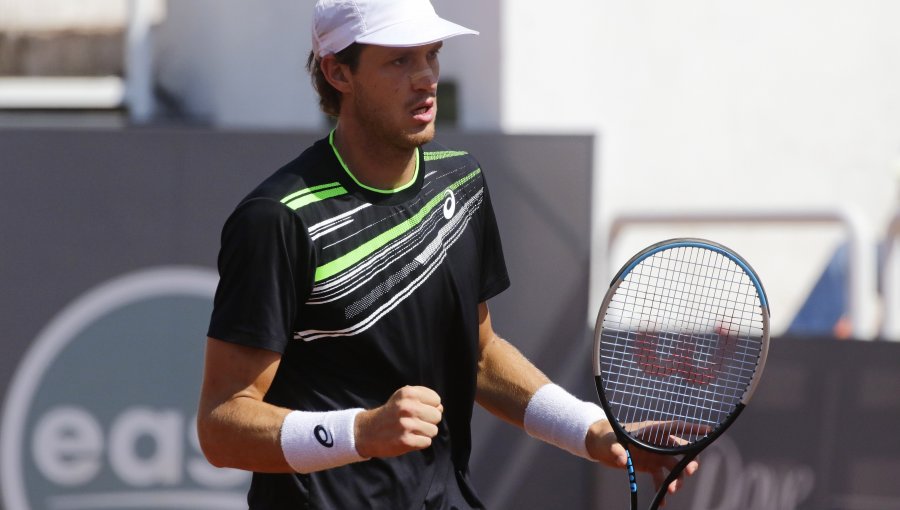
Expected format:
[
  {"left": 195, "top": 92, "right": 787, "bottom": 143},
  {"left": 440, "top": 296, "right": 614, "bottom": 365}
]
[
  {"left": 0, "top": 0, "right": 165, "bottom": 30},
  {"left": 433, "top": 0, "right": 501, "bottom": 129},
  {"left": 156, "top": 0, "right": 318, "bottom": 129},
  {"left": 501, "top": 0, "right": 900, "bottom": 336},
  {"left": 151, "top": 0, "right": 900, "bottom": 336},
  {"left": 155, "top": 0, "right": 500, "bottom": 130}
]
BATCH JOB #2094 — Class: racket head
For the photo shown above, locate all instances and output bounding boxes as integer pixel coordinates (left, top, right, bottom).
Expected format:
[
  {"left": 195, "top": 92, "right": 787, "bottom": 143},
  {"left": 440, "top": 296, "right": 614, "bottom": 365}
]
[{"left": 593, "top": 238, "right": 770, "bottom": 455}]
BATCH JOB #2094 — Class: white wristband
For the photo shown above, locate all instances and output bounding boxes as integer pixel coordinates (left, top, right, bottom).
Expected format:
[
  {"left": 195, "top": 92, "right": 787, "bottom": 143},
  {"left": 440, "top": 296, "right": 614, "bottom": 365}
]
[
  {"left": 523, "top": 383, "right": 608, "bottom": 460},
  {"left": 280, "top": 408, "right": 368, "bottom": 474}
]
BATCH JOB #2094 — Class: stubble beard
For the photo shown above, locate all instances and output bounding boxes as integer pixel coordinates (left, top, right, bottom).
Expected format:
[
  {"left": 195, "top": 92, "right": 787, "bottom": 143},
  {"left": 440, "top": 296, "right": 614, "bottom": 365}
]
[{"left": 353, "top": 90, "right": 436, "bottom": 151}]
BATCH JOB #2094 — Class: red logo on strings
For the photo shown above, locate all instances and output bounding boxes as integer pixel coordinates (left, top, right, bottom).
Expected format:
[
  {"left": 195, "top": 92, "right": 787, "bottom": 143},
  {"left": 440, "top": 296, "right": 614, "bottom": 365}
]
[{"left": 635, "top": 324, "right": 738, "bottom": 385}]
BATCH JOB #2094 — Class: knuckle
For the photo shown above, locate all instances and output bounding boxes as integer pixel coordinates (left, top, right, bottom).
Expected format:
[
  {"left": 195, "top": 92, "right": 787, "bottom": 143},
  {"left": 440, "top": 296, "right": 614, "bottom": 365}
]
[
  {"left": 400, "top": 432, "right": 425, "bottom": 449},
  {"left": 395, "top": 400, "right": 416, "bottom": 417},
  {"left": 398, "top": 416, "right": 414, "bottom": 430}
]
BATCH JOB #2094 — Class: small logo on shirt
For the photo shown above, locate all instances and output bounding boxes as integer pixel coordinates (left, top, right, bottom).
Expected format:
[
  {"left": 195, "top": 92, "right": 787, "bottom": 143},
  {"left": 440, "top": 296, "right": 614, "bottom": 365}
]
[
  {"left": 442, "top": 189, "right": 456, "bottom": 219},
  {"left": 314, "top": 425, "right": 334, "bottom": 448}
]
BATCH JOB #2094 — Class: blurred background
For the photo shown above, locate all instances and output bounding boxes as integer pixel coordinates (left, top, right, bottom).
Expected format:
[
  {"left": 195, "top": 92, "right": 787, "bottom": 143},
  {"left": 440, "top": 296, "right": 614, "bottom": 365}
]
[{"left": 1, "top": 0, "right": 899, "bottom": 509}]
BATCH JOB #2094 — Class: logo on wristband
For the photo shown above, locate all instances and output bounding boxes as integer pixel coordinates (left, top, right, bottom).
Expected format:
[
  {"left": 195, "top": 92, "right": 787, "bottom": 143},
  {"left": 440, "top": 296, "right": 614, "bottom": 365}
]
[{"left": 313, "top": 425, "right": 334, "bottom": 448}]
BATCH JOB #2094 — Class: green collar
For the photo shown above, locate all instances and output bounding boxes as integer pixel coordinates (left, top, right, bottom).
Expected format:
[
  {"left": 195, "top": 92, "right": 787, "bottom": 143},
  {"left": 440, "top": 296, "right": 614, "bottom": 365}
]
[{"left": 329, "top": 129, "right": 419, "bottom": 194}]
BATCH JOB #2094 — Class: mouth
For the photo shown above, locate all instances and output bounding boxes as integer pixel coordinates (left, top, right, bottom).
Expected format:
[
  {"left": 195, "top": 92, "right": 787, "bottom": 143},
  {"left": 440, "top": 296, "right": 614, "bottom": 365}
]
[{"left": 410, "top": 98, "right": 436, "bottom": 123}]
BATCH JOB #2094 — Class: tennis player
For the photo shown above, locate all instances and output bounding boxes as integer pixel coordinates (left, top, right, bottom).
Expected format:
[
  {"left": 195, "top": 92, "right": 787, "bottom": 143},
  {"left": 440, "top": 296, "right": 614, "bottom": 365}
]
[{"left": 197, "top": 0, "right": 699, "bottom": 507}]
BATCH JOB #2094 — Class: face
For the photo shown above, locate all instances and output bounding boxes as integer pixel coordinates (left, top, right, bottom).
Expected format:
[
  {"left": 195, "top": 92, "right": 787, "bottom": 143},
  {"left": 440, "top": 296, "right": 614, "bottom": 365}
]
[{"left": 343, "top": 42, "right": 442, "bottom": 150}]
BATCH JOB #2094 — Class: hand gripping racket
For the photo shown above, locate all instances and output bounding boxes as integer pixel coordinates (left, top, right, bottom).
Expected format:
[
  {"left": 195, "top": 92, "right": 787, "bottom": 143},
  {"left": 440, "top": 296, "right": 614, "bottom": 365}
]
[{"left": 593, "top": 238, "right": 770, "bottom": 510}]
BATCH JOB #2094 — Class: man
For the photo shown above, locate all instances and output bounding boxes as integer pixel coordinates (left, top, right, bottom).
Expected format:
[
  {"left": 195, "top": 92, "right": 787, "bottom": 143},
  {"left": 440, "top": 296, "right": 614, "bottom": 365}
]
[{"left": 198, "top": 0, "right": 699, "bottom": 508}]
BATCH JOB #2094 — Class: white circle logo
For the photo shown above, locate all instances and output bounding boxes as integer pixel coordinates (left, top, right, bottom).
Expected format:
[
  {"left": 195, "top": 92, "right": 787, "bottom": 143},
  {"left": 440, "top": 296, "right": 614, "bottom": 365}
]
[
  {"left": 442, "top": 189, "right": 456, "bottom": 220},
  {"left": 1, "top": 267, "right": 250, "bottom": 510}
]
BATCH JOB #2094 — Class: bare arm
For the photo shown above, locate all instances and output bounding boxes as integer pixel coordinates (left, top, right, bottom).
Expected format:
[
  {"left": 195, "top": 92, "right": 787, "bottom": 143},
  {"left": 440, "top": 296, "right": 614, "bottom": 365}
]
[
  {"left": 474, "top": 302, "right": 699, "bottom": 496},
  {"left": 197, "top": 337, "right": 293, "bottom": 472},
  {"left": 198, "top": 337, "right": 444, "bottom": 472},
  {"left": 474, "top": 302, "right": 550, "bottom": 426}
]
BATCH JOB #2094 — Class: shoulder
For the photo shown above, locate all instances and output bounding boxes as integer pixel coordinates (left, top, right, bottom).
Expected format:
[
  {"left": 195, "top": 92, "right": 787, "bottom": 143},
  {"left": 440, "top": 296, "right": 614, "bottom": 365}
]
[
  {"left": 420, "top": 140, "right": 485, "bottom": 189},
  {"left": 421, "top": 141, "right": 496, "bottom": 196},
  {"left": 244, "top": 136, "right": 340, "bottom": 205},
  {"left": 421, "top": 140, "right": 480, "bottom": 168},
  {"left": 222, "top": 138, "right": 337, "bottom": 232},
  {"left": 220, "top": 197, "right": 307, "bottom": 248}
]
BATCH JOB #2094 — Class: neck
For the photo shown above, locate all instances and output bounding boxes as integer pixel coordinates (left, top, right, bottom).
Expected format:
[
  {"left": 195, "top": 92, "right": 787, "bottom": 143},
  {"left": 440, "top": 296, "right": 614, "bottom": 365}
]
[{"left": 331, "top": 123, "right": 418, "bottom": 191}]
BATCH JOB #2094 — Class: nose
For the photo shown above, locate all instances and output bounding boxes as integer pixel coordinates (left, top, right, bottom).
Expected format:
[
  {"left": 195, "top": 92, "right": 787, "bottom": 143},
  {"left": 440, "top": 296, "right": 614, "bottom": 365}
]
[{"left": 410, "top": 66, "right": 438, "bottom": 90}]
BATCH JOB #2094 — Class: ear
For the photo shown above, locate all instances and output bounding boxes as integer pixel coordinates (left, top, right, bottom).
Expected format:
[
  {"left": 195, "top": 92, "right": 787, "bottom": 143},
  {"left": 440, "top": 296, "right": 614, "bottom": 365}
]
[{"left": 320, "top": 55, "right": 353, "bottom": 94}]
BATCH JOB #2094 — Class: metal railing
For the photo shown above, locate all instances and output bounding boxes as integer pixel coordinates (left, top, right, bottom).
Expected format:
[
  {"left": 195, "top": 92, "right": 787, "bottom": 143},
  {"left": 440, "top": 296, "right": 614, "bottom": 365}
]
[
  {"left": 601, "top": 208, "right": 879, "bottom": 340},
  {"left": 124, "top": 0, "right": 156, "bottom": 122},
  {"left": 881, "top": 211, "right": 900, "bottom": 340},
  {"left": 0, "top": 0, "right": 156, "bottom": 122}
]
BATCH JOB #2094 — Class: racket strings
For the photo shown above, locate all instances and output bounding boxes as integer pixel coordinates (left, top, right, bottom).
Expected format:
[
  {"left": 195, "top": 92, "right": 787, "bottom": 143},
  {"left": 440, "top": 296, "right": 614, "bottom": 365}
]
[{"left": 599, "top": 246, "right": 764, "bottom": 448}]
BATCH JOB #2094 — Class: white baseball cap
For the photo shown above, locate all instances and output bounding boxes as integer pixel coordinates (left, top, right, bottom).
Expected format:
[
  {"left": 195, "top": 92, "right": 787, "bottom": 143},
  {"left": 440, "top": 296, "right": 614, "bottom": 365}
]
[{"left": 312, "top": 0, "right": 479, "bottom": 57}]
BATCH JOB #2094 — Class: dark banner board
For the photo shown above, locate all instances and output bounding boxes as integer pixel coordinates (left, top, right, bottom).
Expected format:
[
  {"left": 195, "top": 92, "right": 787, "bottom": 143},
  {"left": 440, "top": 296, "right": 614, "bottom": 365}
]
[{"left": 1, "top": 128, "right": 898, "bottom": 509}]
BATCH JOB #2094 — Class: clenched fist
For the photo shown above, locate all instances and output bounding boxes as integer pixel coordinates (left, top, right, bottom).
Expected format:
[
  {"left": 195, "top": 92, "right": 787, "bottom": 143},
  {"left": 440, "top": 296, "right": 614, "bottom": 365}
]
[{"left": 354, "top": 386, "right": 444, "bottom": 459}]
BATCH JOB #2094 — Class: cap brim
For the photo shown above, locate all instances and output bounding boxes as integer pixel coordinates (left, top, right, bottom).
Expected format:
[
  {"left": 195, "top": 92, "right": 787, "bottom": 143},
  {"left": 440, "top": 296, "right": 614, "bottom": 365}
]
[{"left": 355, "top": 17, "right": 478, "bottom": 47}]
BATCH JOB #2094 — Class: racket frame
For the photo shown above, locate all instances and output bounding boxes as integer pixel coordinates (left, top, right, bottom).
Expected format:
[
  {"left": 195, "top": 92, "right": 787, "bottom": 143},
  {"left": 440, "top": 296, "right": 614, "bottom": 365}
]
[{"left": 592, "top": 238, "right": 771, "bottom": 508}]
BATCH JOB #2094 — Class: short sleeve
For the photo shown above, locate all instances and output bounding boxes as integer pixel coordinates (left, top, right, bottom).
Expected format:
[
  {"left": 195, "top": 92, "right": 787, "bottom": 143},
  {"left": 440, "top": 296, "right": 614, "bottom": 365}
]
[
  {"left": 477, "top": 172, "right": 511, "bottom": 302},
  {"left": 207, "top": 198, "right": 315, "bottom": 353}
]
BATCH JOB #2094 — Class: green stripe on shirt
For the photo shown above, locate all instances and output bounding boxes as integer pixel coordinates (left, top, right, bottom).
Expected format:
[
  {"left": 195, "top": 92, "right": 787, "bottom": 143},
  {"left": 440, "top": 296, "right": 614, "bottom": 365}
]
[
  {"left": 424, "top": 150, "right": 468, "bottom": 162},
  {"left": 314, "top": 168, "right": 481, "bottom": 282},
  {"left": 281, "top": 182, "right": 347, "bottom": 210}
]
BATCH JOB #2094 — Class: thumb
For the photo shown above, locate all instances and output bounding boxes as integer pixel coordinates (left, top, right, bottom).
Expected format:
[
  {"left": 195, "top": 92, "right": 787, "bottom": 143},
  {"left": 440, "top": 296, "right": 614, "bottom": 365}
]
[{"left": 610, "top": 442, "right": 629, "bottom": 468}]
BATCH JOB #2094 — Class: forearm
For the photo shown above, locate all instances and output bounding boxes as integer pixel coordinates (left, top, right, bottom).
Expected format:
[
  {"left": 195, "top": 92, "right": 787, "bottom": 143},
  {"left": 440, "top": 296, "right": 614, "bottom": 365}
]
[
  {"left": 198, "top": 394, "right": 294, "bottom": 472},
  {"left": 198, "top": 337, "right": 296, "bottom": 473},
  {"left": 475, "top": 329, "right": 610, "bottom": 462},
  {"left": 475, "top": 332, "right": 551, "bottom": 427},
  {"left": 199, "top": 339, "right": 437, "bottom": 475},
  {"left": 473, "top": 304, "right": 610, "bottom": 462}
]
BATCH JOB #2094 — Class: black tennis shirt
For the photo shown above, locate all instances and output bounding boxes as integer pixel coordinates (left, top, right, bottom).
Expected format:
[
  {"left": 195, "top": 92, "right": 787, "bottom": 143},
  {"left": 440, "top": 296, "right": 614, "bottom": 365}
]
[{"left": 208, "top": 133, "right": 510, "bottom": 509}]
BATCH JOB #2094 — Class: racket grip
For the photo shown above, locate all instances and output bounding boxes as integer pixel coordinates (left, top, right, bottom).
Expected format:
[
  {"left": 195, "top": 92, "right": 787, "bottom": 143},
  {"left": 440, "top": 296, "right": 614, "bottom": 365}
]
[{"left": 626, "top": 450, "right": 637, "bottom": 493}]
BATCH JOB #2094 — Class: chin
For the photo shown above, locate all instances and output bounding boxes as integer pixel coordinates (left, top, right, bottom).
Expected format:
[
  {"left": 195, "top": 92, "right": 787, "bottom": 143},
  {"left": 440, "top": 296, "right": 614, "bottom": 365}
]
[{"left": 404, "top": 123, "right": 436, "bottom": 148}]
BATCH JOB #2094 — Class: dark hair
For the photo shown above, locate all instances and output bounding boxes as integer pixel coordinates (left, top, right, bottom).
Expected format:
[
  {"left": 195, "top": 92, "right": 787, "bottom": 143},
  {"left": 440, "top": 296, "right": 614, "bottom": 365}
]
[{"left": 306, "top": 43, "right": 364, "bottom": 117}]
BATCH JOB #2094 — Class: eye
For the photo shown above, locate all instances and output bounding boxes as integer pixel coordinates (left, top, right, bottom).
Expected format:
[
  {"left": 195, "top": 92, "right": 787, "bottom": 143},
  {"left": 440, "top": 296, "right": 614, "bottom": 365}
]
[{"left": 392, "top": 57, "right": 408, "bottom": 66}]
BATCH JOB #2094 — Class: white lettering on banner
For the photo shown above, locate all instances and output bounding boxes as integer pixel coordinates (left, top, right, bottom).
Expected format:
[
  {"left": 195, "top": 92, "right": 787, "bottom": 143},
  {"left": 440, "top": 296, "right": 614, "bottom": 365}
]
[
  {"left": 1, "top": 267, "right": 251, "bottom": 510},
  {"left": 109, "top": 408, "right": 183, "bottom": 487},
  {"left": 32, "top": 407, "right": 103, "bottom": 486},
  {"left": 186, "top": 414, "right": 250, "bottom": 488},
  {"left": 31, "top": 405, "right": 243, "bottom": 489},
  {"left": 690, "top": 436, "right": 815, "bottom": 510}
]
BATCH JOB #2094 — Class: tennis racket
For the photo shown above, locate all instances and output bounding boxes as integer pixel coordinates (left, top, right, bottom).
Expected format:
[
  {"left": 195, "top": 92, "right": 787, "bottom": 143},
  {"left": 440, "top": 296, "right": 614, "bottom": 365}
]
[{"left": 593, "top": 238, "right": 770, "bottom": 510}]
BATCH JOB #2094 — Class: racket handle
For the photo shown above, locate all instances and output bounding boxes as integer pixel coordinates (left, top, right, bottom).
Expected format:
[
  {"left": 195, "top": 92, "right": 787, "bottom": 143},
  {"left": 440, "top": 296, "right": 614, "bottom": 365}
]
[{"left": 626, "top": 449, "right": 638, "bottom": 510}]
